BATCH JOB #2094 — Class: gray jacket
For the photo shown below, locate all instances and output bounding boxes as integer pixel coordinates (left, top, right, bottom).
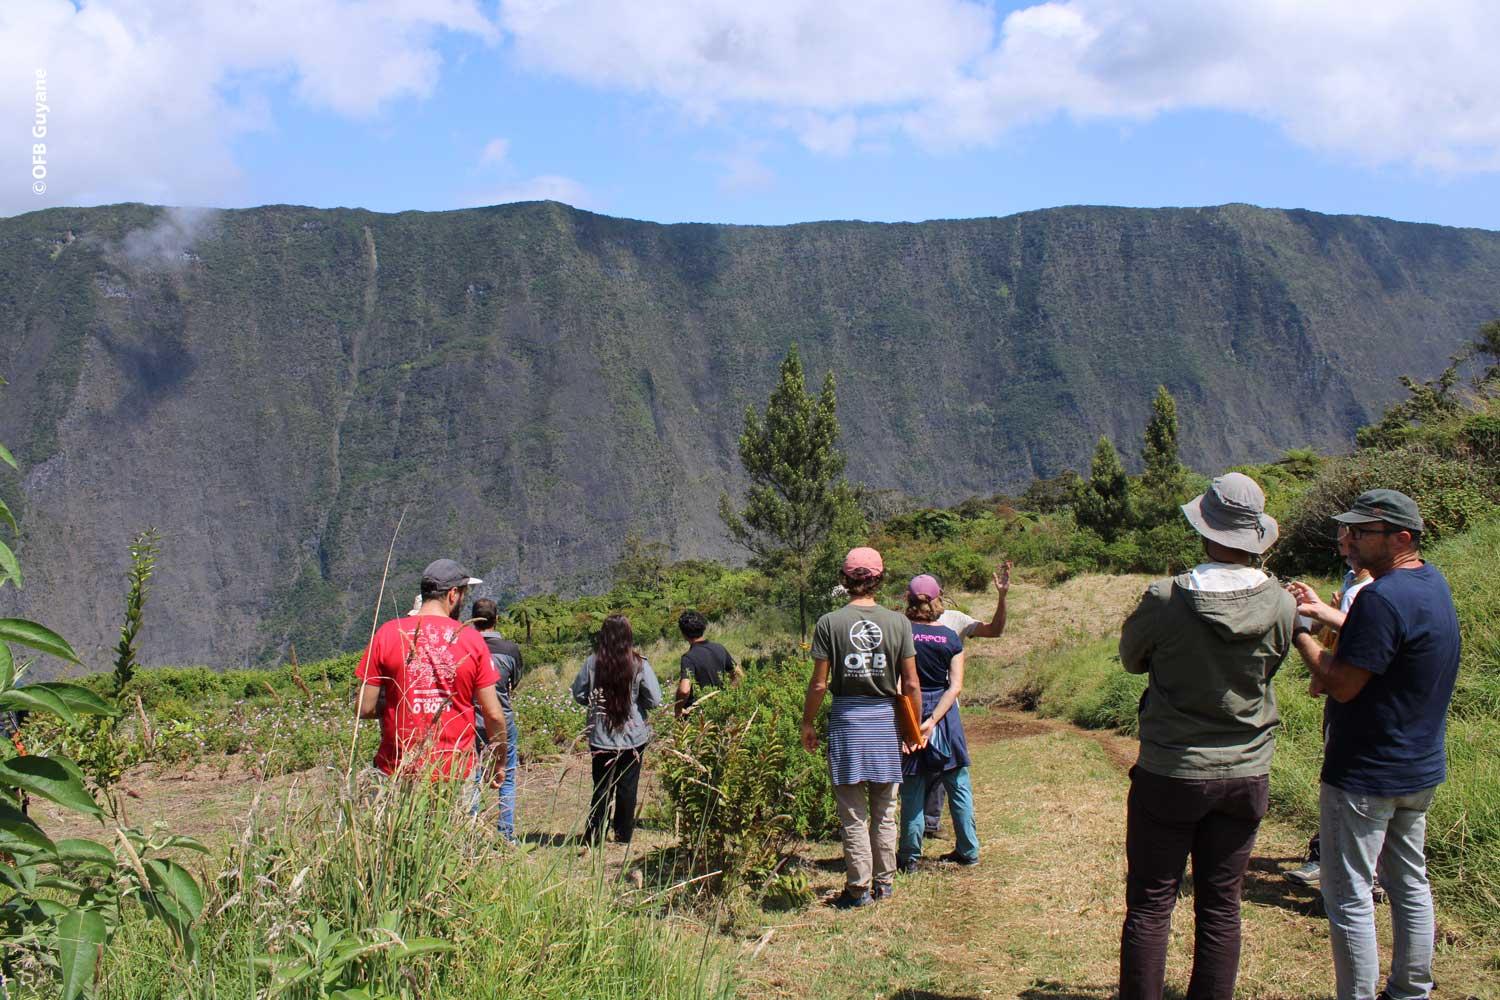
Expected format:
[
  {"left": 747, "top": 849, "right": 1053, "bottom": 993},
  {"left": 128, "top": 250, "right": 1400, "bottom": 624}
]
[
  {"left": 570, "top": 653, "right": 662, "bottom": 750},
  {"left": 1120, "top": 572, "right": 1295, "bottom": 779}
]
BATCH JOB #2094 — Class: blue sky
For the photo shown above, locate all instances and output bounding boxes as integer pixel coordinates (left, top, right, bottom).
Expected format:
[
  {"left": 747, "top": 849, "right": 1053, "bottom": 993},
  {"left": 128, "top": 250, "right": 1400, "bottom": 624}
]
[{"left": 7, "top": 1, "right": 1500, "bottom": 229}]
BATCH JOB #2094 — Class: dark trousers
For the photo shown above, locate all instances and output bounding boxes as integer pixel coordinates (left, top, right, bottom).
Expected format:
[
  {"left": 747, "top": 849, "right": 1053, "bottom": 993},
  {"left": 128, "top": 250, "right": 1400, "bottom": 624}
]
[
  {"left": 924, "top": 780, "right": 945, "bottom": 832},
  {"left": 585, "top": 746, "right": 644, "bottom": 844},
  {"left": 1120, "top": 766, "right": 1269, "bottom": 1000}
]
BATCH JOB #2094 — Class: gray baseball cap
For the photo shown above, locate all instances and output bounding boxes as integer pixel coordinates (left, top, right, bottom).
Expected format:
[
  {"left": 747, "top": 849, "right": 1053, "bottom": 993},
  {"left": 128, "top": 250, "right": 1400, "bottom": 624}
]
[
  {"left": 421, "top": 558, "right": 482, "bottom": 591},
  {"left": 1180, "top": 472, "right": 1279, "bottom": 555},
  {"left": 1332, "top": 489, "right": 1425, "bottom": 533}
]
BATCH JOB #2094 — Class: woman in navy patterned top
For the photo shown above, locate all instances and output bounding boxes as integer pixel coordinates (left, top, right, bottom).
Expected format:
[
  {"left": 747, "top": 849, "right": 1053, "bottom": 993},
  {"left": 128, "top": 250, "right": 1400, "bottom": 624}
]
[{"left": 897, "top": 575, "right": 980, "bottom": 871}]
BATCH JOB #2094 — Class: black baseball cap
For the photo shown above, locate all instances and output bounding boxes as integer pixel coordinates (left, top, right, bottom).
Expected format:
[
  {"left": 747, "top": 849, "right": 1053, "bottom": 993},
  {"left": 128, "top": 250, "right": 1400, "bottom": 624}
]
[
  {"left": 421, "top": 558, "right": 483, "bottom": 590},
  {"left": 1332, "top": 489, "right": 1425, "bottom": 533}
]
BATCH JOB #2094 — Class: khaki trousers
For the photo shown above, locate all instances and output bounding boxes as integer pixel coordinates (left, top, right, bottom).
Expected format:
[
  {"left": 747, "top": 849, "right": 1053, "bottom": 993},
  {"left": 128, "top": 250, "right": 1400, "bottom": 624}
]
[{"left": 833, "top": 781, "right": 900, "bottom": 892}]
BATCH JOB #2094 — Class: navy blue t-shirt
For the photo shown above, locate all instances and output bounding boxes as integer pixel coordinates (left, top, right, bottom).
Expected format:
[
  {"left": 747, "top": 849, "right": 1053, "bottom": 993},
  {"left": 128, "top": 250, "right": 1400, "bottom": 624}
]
[
  {"left": 911, "top": 623, "right": 963, "bottom": 690},
  {"left": 1322, "top": 563, "right": 1460, "bottom": 796}
]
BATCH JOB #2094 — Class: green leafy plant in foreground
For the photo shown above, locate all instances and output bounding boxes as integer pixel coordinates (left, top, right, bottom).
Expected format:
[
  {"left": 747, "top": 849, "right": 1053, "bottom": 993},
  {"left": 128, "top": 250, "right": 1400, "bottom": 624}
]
[{"left": 0, "top": 432, "right": 205, "bottom": 1000}]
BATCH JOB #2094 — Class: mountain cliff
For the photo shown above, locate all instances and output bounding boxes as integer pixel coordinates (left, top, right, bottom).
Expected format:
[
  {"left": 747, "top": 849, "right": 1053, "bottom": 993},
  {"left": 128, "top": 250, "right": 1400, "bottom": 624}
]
[{"left": 1, "top": 201, "right": 1497, "bottom": 670}]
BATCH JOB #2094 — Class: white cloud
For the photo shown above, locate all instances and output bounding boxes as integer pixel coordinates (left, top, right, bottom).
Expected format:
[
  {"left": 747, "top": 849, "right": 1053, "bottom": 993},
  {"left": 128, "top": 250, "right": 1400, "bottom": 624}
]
[
  {"left": 0, "top": 0, "right": 498, "bottom": 215},
  {"left": 465, "top": 175, "right": 595, "bottom": 209},
  {"left": 499, "top": 0, "right": 994, "bottom": 111},
  {"left": 5, "top": 0, "right": 1497, "bottom": 219},
  {"left": 479, "top": 137, "right": 510, "bottom": 166},
  {"left": 498, "top": 0, "right": 1500, "bottom": 172}
]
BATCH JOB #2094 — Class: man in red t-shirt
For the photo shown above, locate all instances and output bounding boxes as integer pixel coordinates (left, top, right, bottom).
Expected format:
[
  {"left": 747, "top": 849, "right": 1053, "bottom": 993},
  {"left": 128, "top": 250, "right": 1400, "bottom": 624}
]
[{"left": 356, "top": 558, "right": 507, "bottom": 780}]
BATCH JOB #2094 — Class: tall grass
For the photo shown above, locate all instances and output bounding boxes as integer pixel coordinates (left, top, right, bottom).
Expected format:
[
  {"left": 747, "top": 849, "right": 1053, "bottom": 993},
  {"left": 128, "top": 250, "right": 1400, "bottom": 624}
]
[{"left": 89, "top": 776, "right": 733, "bottom": 998}]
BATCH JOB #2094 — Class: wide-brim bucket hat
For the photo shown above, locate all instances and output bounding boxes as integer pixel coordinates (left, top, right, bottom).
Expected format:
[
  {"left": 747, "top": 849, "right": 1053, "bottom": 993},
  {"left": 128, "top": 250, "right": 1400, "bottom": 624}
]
[{"left": 1180, "top": 472, "right": 1279, "bottom": 555}]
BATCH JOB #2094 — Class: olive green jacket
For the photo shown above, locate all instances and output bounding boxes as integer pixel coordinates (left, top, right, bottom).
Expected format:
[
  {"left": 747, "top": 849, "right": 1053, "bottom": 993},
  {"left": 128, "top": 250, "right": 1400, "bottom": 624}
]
[{"left": 1120, "top": 573, "right": 1296, "bottom": 779}]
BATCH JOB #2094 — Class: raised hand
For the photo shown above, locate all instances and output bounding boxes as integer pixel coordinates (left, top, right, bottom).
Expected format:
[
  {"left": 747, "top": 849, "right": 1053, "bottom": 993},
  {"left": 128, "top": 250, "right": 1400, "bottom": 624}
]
[{"left": 993, "top": 560, "right": 1014, "bottom": 595}]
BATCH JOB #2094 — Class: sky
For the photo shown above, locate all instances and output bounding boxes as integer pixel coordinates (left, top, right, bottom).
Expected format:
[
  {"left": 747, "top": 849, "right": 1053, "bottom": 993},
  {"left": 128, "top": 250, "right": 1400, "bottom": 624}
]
[{"left": 5, "top": 1, "right": 1500, "bottom": 229}]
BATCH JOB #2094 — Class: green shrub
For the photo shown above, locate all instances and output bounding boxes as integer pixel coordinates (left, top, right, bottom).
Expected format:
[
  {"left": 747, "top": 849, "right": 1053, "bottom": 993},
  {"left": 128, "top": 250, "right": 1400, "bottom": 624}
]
[
  {"left": 658, "top": 648, "right": 835, "bottom": 891},
  {"left": 512, "top": 687, "right": 586, "bottom": 759},
  {"left": 1015, "top": 637, "right": 1143, "bottom": 734},
  {"left": 926, "top": 544, "right": 991, "bottom": 591},
  {"left": 1273, "top": 446, "right": 1500, "bottom": 576}
]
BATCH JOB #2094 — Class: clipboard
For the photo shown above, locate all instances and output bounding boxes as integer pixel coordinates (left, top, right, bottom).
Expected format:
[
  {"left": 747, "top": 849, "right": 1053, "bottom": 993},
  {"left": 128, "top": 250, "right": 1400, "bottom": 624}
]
[{"left": 895, "top": 695, "right": 927, "bottom": 749}]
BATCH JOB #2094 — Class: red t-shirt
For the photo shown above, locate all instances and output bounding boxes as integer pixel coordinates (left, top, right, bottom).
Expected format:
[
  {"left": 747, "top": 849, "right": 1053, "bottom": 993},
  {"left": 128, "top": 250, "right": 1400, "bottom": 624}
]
[{"left": 355, "top": 615, "right": 499, "bottom": 778}]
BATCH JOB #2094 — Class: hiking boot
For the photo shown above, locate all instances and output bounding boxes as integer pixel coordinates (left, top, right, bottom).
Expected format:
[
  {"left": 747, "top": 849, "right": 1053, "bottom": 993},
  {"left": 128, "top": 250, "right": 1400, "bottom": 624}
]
[
  {"left": 897, "top": 857, "right": 919, "bottom": 875},
  {"left": 830, "top": 889, "right": 872, "bottom": 909},
  {"left": 872, "top": 882, "right": 894, "bottom": 901},
  {"left": 937, "top": 851, "right": 979, "bottom": 867},
  {"left": 1372, "top": 876, "right": 1387, "bottom": 904},
  {"left": 1285, "top": 859, "right": 1321, "bottom": 887}
]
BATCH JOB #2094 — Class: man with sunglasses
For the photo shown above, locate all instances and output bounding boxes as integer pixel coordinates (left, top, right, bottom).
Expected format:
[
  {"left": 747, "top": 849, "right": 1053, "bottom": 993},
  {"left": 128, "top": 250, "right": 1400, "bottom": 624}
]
[{"left": 1293, "top": 490, "right": 1460, "bottom": 1000}]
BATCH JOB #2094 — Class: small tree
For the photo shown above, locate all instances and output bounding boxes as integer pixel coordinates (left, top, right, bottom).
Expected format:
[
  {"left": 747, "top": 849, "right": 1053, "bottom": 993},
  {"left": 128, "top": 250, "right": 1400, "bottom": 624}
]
[
  {"left": 1139, "top": 385, "right": 1188, "bottom": 525},
  {"left": 1075, "top": 435, "right": 1132, "bottom": 541},
  {"left": 71, "top": 529, "right": 160, "bottom": 797},
  {"left": 611, "top": 532, "right": 669, "bottom": 591},
  {"left": 1355, "top": 350, "right": 1470, "bottom": 449},
  {"left": 1474, "top": 318, "right": 1500, "bottom": 389},
  {"left": 720, "top": 345, "right": 855, "bottom": 639}
]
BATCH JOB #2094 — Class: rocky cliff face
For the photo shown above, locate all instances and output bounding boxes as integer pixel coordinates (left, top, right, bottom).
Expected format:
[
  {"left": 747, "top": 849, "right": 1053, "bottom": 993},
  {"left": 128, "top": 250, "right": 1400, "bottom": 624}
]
[{"left": 1, "top": 201, "right": 1497, "bottom": 671}]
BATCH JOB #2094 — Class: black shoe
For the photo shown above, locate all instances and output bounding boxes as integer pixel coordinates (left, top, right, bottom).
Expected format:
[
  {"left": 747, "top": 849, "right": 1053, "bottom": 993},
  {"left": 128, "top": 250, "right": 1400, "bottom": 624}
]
[
  {"left": 897, "top": 858, "right": 919, "bottom": 875},
  {"left": 937, "top": 851, "right": 979, "bottom": 867},
  {"left": 830, "top": 889, "right": 872, "bottom": 909},
  {"left": 872, "top": 882, "right": 894, "bottom": 901}
]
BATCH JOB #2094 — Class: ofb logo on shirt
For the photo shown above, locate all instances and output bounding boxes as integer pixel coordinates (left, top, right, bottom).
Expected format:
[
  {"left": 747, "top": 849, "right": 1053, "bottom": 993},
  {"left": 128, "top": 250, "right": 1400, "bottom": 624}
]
[{"left": 845, "top": 619, "right": 886, "bottom": 677}]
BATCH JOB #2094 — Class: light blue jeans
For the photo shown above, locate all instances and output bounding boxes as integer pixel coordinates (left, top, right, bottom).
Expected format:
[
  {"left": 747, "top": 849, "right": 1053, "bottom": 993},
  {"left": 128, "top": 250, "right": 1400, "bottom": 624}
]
[
  {"left": 1320, "top": 782, "right": 1437, "bottom": 1000},
  {"left": 898, "top": 767, "right": 980, "bottom": 865},
  {"left": 469, "top": 715, "right": 519, "bottom": 839}
]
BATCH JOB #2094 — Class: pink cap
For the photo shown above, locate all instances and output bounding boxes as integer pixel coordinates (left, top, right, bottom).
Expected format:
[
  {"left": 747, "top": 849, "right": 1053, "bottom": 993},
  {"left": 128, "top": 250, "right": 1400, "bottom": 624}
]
[
  {"left": 907, "top": 574, "right": 942, "bottom": 600},
  {"left": 842, "top": 546, "right": 884, "bottom": 578}
]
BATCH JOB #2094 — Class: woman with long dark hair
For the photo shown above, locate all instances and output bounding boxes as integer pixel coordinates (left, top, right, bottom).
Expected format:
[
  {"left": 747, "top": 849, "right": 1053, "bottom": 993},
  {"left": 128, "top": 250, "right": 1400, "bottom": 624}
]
[{"left": 570, "top": 614, "right": 663, "bottom": 844}]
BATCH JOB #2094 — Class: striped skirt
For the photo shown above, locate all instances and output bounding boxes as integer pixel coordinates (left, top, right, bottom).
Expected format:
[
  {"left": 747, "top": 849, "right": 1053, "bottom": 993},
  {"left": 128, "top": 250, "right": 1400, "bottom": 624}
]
[{"left": 827, "top": 695, "right": 902, "bottom": 786}]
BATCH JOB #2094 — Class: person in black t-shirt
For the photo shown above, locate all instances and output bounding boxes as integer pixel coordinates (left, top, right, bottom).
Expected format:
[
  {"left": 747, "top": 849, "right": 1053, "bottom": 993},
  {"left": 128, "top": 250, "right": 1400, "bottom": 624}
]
[{"left": 674, "top": 610, "right": 735, "bottom": 718}]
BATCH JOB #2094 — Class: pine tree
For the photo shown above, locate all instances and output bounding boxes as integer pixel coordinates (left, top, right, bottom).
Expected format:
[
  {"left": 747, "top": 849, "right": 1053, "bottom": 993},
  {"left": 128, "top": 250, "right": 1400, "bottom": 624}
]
[
  {"left": 1140, "top": 385, "right": 1187, "bottom": 522},
  {"left": 1075, "top": 435, "right": 1132, "bottom": 541},
  {"left": 720, "top": 345, "right": 856, "bottom": 638},
  {"left": 1475, "top": 318, "right": 1500, "bottom": 389}
]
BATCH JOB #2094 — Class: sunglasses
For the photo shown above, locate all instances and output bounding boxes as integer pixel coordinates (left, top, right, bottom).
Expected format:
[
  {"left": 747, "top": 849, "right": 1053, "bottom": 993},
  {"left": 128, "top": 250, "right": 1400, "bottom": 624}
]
[{"left": 1345, "top": 523, "right": 1400, "bottom": 539}]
